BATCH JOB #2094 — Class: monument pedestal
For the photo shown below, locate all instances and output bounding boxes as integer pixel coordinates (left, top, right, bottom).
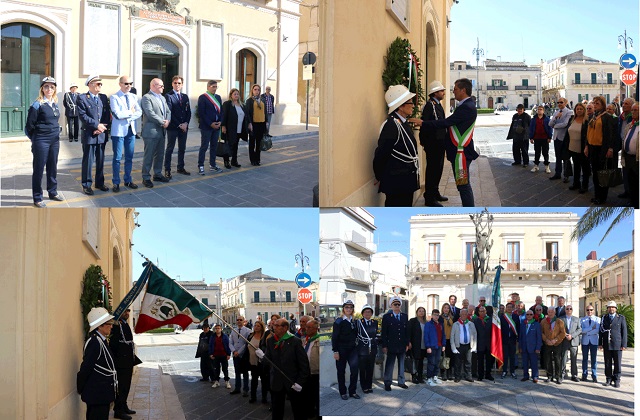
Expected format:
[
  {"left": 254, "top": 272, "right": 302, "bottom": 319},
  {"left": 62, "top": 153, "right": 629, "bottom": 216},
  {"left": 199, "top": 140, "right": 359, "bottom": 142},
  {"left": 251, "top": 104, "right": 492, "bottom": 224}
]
[{"left": 465, "top": 283, "right": 492, "bottom": 307}]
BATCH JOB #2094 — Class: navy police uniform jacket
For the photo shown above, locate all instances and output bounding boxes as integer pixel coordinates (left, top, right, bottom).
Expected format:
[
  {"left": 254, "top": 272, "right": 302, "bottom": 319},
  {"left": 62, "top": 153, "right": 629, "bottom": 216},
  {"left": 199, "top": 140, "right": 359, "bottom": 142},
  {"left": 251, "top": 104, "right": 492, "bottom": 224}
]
[
  {"left": 77, "top": 92, "right": 110, "bottom": 145},
  {"left": 77, "top": 333, "right": 117, "bottom": 405},
  {"left": 599, "top": 313, "right": 627, "bottom": 350},
  {"left": 380, "top": 311, "right": 409, "bottom": 353},
  {"left": 331, "top": 316, "right": 357, "bottom": 353},
  {"left": 356, "top": 318, "right": 379, "bottom": 356},
  {"left": 109, "top": 320, "right": 142, "bottom": 370}
]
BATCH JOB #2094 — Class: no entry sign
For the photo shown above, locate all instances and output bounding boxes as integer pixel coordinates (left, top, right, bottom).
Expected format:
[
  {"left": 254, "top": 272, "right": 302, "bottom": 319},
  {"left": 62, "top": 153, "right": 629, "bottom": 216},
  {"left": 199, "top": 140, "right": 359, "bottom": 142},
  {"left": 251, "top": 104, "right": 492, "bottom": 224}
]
[{"left": 621, "top": 69, "right": 637, "bottom": 86}]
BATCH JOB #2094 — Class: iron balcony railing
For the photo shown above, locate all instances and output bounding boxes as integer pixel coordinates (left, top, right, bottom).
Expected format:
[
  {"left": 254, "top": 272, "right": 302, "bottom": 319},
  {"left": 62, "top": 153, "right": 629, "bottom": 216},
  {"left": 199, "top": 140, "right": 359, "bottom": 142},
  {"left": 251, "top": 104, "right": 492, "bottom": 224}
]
[
  {"left": 251, "top": 297, "right": 294, "bottom": 303},
  {"left": 413, "top": 258, "right": 571, "bottom": 274},
  {"left": 486, "top": 85, "right": 509, "bottom": 90},
  {"left": 515, "top": 85, "right": 536, "bottom": 90},
  {"left": 599, "top": 284, "right": 629, "bottom": 298}
]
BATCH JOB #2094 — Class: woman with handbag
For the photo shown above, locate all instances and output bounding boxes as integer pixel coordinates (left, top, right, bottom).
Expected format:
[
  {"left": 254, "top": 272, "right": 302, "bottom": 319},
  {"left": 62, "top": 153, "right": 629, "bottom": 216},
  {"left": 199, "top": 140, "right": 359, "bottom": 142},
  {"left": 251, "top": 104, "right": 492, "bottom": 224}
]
[
  {"left": 439, "top": 303, "right": 454, "bottom": 380},
  {"left": 408, "top": 306, "right": 428, "bottom": 384},
  {"left": 357, "top": 304, "right": 378, "bottom": 394},
  {"left": 564, "top": 103, "right": 591, "bottom": 193},
  {"left": 245, "top": 84, "right": 267, "bottom": 166},
  {"left": 196, "top": 321, "right": 214, "bottom": 382},
  {"left": 247, "top": 320, "right": 268, "bottom": 403},
  {"left": 221, "top": 88, "right": 248, "bottom": 169},
  {"left": 584, "top": 96, "right": 617, "bottom": 205}
]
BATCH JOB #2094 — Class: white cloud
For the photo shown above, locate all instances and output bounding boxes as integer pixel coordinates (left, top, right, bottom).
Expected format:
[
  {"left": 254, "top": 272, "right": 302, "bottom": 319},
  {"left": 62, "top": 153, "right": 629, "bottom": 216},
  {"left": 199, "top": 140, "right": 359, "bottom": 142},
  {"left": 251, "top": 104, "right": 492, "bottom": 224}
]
[{"left": 390, "top": 230, "right": 403, "bottom": 237}]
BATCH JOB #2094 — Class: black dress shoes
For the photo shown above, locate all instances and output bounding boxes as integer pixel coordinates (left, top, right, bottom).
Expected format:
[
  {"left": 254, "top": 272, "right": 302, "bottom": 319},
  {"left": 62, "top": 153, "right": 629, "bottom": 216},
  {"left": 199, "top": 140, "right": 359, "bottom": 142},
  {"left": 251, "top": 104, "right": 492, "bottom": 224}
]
[
  {"left": 549, "top": 174, "right": 561, "bottom": 180},
  {"left": 349, "top": 393, "right": 360, "bottom": 399},
  {"left": 341, "top": 394, "right": 348, "bottom": 400},
  {"left": 568, "top": 184, "right": 579, "bottom": 190},
  {"left": 177, "top": 168, "right": 191, "bottom": 175},
  {"left": 165, "top": 170, "right": 172, "bottom": 179},
  {"left": 114, "top": 413, "right": 132, "bottom": 420},
  {"left": 124, "top": 182, "right": 138, "bottom": 189},
  {"left": 124, "top": 408, "right": 136, "bottom": 414},
  {"left": 231, "top": 162, "right": 241, "bottom": 167},
  {"left": 83, "top": 186, "right": 94, "bottom": 195},
  {"left": 112, "top": 184, "right": 120, "bottom": 193},
  {"left": 152, "top": 175, "right": 170, "bottom": 182},
  {"left": 397, "top": 383, "right": 408, "bottom": 389},
  {"left": 224, "top": 161, "right": 232, "bottom": 169},
  {"left": 142, "top": 180, "right": 154, "bottom": 188},
  {"left": 436, "top": 193, "right": 448, "bottom": 201},
  {"left": 384, "top": 385, "right": 391, "bottom": 391},
  {"left": 95, "top": 185, "right": 109, "bottom": 192}
]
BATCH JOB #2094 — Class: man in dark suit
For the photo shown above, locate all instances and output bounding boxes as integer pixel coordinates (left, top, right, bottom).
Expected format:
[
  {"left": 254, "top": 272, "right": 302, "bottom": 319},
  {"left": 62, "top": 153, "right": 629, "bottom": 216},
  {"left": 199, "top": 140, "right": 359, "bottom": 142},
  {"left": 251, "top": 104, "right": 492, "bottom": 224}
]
[
  {"left": 197, "top": 80, "right": 223, "bottom": 175},
  {"left": 261, "top": 318, "right": 309, "bottom": 420},
  {"left": 560, "top": 305, "right": 581, "bottom": 382},
  {"left": 141, "top": 78, "right": 171, "bottom": 188},
  {"left": 419, "top": 80, "right": 448, "bottom": 206},
  {"left": 411, "top": 78, "right": 478, "bottom": 206},
  {"left": 599, "top": 301, "right": 627, "bottom": 388},
  {"left": 555, "top": 296, "right": 567, "bottom": 319},
  {"left": 519, "top": 310, "right": 542, "bottom": 383},
  {"left": 63, "top": 82, "right": 79, "bottom": 141},
  {"left": 164, "top": 75, "right": 191, "bottom": 178},
  {"left": 380, "top": 296, "right": 409, "bottom": 391},
  {"left": 500, "top": 302, "right": 520, "bottom": 379},
  {"left": 449, "top": 295, "right": 460, "bottom": 322},
  {"left": 472, "top": 306, "right": 494, "bottom": 381},
  {"left": 109, "top": 309, "right": 141, "bottom": 420},
  {"left": 77, "top": 75, "right": 111, "bottom": 195}
]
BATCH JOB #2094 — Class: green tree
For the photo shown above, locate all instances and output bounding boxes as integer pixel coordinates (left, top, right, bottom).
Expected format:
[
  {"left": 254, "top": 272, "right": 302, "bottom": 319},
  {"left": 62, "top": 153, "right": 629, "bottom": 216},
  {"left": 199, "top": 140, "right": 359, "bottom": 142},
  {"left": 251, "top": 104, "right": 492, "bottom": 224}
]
[
  {"left": 617, "top": 304, "right": 634, "bottom": 348},
  {"left": 570, "top": 207, "right": 633, "bottom": 244}
]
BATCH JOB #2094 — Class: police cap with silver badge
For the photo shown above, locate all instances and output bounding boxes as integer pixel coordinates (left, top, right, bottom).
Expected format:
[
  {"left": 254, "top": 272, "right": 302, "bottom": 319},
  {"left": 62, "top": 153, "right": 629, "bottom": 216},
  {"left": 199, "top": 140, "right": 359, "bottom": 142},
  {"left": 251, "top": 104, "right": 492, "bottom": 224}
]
[
  {"left": 40, "top": 76, "right": 57, "bottom": 87},
  {"left": 85, "top": 75, "right": 102, "bottom": 86},
  {"left": 343, "top": 299, "right": 355, "bottom": 307}
]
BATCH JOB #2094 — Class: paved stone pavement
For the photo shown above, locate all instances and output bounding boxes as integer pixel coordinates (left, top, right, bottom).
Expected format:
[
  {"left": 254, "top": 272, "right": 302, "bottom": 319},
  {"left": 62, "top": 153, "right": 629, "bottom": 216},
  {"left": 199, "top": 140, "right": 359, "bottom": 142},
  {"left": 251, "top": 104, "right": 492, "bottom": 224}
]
[
  {"left": 413, "top": 119, "right": 629, "bottom": 207},
  {"left": 320, "top": 348, "right": 635, "bottom": 416},
  {"left": 1, "top": 124, "right": 318, "bottom": 207}
]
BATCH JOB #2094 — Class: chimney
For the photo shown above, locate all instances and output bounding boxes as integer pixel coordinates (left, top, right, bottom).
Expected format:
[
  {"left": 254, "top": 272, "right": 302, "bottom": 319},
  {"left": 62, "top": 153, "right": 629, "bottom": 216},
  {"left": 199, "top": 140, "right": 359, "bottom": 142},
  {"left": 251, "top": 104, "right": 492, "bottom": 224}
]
[{"left": 586, "top": 251, "right": 597, "bottom": 260}]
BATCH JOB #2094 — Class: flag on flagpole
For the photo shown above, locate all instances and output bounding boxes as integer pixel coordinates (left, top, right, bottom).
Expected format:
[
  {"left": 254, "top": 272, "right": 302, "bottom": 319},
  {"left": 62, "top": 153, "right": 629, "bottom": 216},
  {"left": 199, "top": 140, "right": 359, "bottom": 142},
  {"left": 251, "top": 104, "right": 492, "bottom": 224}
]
[
  {"left": 491, "top": 264, "right": 503, "bottom": 308},
  {"left": 135, "top": 264, "right": 212, "bottom": 333},
  {"left": 113, "top": 262, "right": 152, "bottom": 321},
  {"left": 491, "top": 312, "right": 504, "bottom": 369}
]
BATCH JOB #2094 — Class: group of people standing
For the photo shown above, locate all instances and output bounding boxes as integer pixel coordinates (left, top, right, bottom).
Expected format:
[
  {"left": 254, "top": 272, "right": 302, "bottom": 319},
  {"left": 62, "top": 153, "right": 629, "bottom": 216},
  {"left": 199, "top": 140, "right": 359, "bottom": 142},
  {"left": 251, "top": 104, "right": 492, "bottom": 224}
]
[
  {"left": 25, "top": 75, "right": 276, "bottom": 207},
  {"left": 331, "top": 294, "right": 628, "bottom": 401},
  {"left": 507, "top": 96, "right": 638, "bottom": 207},
  {"left": 195, "top": 314, "right": 319, "bottom": 420}
]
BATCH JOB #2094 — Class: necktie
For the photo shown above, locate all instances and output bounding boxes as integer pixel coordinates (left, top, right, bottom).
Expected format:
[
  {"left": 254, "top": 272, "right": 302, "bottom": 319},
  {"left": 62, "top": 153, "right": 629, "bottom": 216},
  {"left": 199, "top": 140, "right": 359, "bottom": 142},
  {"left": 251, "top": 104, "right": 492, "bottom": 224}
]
[
  {"left": 367, "top": 320, "right": 370, "bottom": 326},
  {"left": 94, "top": 95, "right": 99, "bottom": 106},
  {"left": 177, "top": 92, "right": 182, "bottom": 105},
  {"left": 125, "top": 93, "right": 130, "bottom": 108},
  {"left": 589, "top": 319, "right": 592, "bottom": 326},
  {"left": 526, "top": 324, "right": 530, "bottom": 334},
  {"left": 396, "top": 314, "right": 399, "bottom": 321},
  {"left": 463, "top": 324, "right": 468, "bottom": 344}
]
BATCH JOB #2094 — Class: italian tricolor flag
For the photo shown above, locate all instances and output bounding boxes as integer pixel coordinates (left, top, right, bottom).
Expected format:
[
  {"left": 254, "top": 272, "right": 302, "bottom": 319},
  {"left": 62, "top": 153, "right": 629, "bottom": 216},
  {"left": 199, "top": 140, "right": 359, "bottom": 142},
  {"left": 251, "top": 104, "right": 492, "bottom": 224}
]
[
  {"left": 491, "top": 312, "right": 504, "bottom": 369},
  {"left": 135, "top": 266, "right": 212, "bottom": 333}
]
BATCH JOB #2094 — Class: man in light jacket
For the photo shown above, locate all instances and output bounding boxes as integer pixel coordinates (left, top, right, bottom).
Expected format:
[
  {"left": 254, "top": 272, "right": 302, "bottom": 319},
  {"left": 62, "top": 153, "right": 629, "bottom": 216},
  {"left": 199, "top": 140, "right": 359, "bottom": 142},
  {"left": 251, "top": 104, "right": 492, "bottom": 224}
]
[
  {"left": 110, "top": 75, "right": 142, "bottom": 191},
  {"left": 229, "top": 316, "right": 251, "bottom": 396},
  {"left": 560, "top": 305, "right": 581, "bottom": 382},
  {"left": 450, "top": 308, "right": 477, "bottom": 383},
  {"left": 580, "top": 305, "right": 600, "bottom": 382}
]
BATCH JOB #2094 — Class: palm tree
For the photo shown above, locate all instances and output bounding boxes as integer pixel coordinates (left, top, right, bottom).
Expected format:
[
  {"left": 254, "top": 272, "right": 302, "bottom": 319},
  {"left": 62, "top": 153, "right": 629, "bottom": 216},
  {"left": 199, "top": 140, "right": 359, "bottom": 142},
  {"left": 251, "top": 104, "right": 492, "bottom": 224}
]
[
  {"left": 570, "top": 207, "right": 633, "bottom": 244},
  {"left": 617, "top": 304, "right": 634, "bottom": 348}
]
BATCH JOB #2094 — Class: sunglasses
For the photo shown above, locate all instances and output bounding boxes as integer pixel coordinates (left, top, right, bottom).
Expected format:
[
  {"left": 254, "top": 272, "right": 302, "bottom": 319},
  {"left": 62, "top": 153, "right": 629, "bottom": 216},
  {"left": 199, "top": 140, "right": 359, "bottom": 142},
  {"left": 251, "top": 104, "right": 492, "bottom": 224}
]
[
  {"left": 566, "top": 308, "right": 573, "bottom": 310},
  {"left": 392, "top": 303, "right": 401, "bottom": 306},
  {"left": 586, "top": 309, "right": 594, "bottom": 311},
  {"left": 557, "top": 102, "right": 564, "bottom": 104},
  {"left": 526, "top": 314, "right": 533, "bottom": 316},
  {"left": 122, "top": 82, "right": 133, "bottom": 86},
  {"left": 402, "top": 101, "right": 414, "bottom": 106}
]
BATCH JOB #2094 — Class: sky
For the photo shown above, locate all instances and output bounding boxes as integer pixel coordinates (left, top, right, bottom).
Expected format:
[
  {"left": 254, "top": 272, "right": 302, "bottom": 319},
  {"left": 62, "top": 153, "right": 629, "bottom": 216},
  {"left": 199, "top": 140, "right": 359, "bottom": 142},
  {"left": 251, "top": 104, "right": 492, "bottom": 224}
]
[
  {"left": 366, "top": 207, "right": 636, "bottom": 263},
  {"left": 130, "top": 208, "right": 319, "bottom": 285},
  {"left": 450, "top": 1, "right": 639, "bottom": 66}
]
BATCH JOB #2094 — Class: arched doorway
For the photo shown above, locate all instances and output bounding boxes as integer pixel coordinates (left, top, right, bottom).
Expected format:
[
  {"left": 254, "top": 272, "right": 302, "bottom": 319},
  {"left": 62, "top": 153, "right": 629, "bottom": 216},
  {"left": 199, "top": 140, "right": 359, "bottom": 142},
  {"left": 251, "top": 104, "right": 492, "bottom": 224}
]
[
  {"left": 236, "top": 49, "right": 257, "bottom": 100},
  {"left": 142, "top": 37, "right": 179, "bottom": 95},
  {"left": 1, "top": 22, "right": 54, "bottom": 136}
]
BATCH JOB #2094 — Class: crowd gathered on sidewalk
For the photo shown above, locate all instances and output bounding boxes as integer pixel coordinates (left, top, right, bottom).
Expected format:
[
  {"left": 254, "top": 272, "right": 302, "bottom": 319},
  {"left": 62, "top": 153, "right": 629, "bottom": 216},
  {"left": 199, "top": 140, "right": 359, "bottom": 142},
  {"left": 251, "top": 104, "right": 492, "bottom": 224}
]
[
  {"left": 25, "top": 75, "right": 277, "bottom": 207},
  {"left": 196, "top": 314, "right": 319, "bottom": 420},
  {"left": 330, "top": 294, "right": 628, "bottom": 401}
]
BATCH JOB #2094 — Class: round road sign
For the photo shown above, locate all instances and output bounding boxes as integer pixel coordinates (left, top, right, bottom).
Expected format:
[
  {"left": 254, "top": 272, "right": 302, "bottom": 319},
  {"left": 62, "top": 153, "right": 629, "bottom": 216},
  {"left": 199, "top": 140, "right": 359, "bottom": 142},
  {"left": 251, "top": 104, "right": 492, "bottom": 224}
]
[
  {"left": 621, "top": 69, "right": 637, "bottom": 86},
  {"left": 297, "top": 288, "right": 313, "bottom": 304},
  {"left": 295, "top": 272, "right": 312, "bottom": 288},
  {"left": 302, "top": 52, "right": 317, "bottom": 66}
]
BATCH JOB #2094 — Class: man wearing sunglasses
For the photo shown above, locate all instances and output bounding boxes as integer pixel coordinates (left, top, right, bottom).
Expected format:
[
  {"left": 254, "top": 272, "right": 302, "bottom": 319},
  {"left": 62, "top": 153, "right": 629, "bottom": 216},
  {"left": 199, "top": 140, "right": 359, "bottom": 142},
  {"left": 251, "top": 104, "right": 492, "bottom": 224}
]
[
  {"left": 579, "top": 305, "right": 600, "bottom": 382},
  {"left": 549, "top": 97, "right": 573, "bottom": 181},
  {"left": 110, "top": 76, "right": 142, "bottom": 192},
  {"left": 519, "top": 311, "right": 542, "bottom": 383},
  {"left": 560, "top": 305, "right": 581, "bottom": 382},
  {"left": 77, "top": 75, "right": 111, "bottom": 195},
  {"left": 380, "top": 296, "right": 409, "bottom": 391}
]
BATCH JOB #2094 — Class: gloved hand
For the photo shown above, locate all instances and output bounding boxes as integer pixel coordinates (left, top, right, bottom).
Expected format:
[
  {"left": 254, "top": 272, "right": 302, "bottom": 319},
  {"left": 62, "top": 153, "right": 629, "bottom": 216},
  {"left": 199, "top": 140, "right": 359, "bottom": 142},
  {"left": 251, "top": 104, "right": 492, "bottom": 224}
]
[
  {"left": 291, "top": 383, "right": 303, "bottom": 392},
  {"left": 255, "top": 349, "right": 265, "bottom": 359}
]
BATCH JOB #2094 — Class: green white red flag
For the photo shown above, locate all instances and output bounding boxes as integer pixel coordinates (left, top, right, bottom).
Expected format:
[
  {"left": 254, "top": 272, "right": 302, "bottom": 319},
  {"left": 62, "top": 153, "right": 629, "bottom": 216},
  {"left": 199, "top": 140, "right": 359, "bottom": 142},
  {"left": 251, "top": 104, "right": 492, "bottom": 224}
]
[
  {"left": 491, "top": 312, "right": 504, "bottom": 369},
  {"left": 135, "top": 264, "right": 212, "bottom": 333}
]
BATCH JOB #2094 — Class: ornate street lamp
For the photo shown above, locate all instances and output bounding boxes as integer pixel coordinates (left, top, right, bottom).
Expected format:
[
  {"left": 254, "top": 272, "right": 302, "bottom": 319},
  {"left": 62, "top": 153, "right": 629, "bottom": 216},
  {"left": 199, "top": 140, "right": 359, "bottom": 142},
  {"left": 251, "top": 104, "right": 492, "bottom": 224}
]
[
  {"left": 294, "top": 249, "right": 310, "bottom": 272},
  {"left": 472, "top": 37, "right": 484, "bottom": 108},
  {"left": 618, "top": 30, "right": 634, "bottom": 100}
]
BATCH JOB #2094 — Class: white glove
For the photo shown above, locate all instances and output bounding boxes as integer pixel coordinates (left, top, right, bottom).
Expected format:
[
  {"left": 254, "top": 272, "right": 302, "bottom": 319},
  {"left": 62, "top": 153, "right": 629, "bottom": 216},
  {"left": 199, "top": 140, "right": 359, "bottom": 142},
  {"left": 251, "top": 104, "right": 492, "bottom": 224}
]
[
  {"left": 452, "top": 348, "right": 459, "bottom": 354},
  {"left": 255, "top": 349, "right": 265, "bottom": 359},
  {"left": 291, "top": 383, "right": 303, "bottom": 392}
]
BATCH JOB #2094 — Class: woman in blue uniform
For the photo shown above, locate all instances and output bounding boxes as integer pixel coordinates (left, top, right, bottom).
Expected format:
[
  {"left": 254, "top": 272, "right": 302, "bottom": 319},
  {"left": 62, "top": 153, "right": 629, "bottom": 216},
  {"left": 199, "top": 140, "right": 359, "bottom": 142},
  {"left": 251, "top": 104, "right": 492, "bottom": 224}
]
[
  {"left": 24, "top": 76, "right": 64, "bottom": 207},
  {"left": 332, "top": 299, "right": 359, "bottom": 400}
]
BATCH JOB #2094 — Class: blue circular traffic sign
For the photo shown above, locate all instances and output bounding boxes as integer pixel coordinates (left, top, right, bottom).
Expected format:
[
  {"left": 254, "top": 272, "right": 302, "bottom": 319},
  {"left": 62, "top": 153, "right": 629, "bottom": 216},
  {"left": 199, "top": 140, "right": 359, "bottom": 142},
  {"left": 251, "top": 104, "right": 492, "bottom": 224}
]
[
  {"left": 295, "top": 272, "right": 312, "bottom": 288},
  {"left": 620, "top": 53, "right": 637, "bottom": 69}
]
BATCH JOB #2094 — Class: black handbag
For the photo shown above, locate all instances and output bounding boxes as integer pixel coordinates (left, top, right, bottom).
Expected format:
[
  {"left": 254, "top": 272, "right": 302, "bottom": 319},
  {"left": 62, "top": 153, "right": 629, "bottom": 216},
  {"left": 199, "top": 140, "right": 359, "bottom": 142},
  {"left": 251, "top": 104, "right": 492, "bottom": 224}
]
[
  {"left": 260, "top": 134, "right": 273, "bottom": 151},
  {"left": 216, "top": 138, "right": 230, "bottom": 157},
  {"left": 597, "top": 160, "right": 623, "bottom": 188},
  {"left": 195, "top": 337, "right": 210, "bottom": 358},
  {"left": 404, "top": 351, "right": 415, "bottom": 374}
]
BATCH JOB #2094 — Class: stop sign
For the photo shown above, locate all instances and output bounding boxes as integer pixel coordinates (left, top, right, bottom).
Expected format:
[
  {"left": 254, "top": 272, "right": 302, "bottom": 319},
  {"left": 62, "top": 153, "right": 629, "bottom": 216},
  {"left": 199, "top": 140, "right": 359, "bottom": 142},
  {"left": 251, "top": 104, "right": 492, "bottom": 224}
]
[
  {"left": 297, "top": 288, "right": 313, "bottom": 304},
  {"left": 621, "top": 69, "right": 637, "bottom": 86}
]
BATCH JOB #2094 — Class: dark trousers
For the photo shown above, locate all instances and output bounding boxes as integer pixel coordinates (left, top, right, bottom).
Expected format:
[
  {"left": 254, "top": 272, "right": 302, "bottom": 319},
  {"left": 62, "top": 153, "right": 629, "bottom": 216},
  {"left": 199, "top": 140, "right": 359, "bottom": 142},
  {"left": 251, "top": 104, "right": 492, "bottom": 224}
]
[
  {"left": 114, "top": 367, "right": 132, "bottom": 413},
  {"left": 553, "top": 139, "right": 564, "bottom": 175},
  {"left": 198, "top": 127, "right": 220, "bottom": 168},
  {"left": 200, "top": 356, "right": 213, "bottom": 380},
  {"left": 522, "top": 351, "right": 539, "bottom": 379},
  {"left": 385, "top": 193, "right": 414, "bottom": 207},
  {"left": 502, "top": 340, "right": 517, "bottom": 374},
  {"left": 249, "top": 364, "right": 268, "bottom": 400},
  {"left": 304, "top": 373, "right": 319, "bottom": 417},
  {"left": 383, "top": 351, "right": 405, "bottom": 385},
  {"left": 81, "top": 142, "right": 106, "bottom": 188},
  {"left": 86, "top": 404, "right": 110, "bottom": 420},
  {"left": 423, "top": 144, "right": 445, "bottom": 200},
  {"left": 426, "top": 347, "right": 441, "bottom": 378},
  {"left": 67, "top": 116, "right": 79, "bottom": 140},
  {"left": 31, "top": 135, "right": 59, "bottom": 202},
  {"left": 603, "top": 348, "right": 622, "bottom": 382},
  {"left": 588, "top": 146, "right": 610, "bottom": 202},
  {"left": 358, "top": 353, "right": 375, "bottom": 391},
  {"left": 532, "top": 138, "right": 550, "bottom": 165},
  {"left": 413, "top": 349, "right": 426, "bottom": 381},
  {"left": 569, "top": 150, "right": 590, "bottom": 188},
  {"left": 249, "top": 122, "right": 266, "bottom": 164},
  {"left": 624, "top": 154, "right": 638, "bottom": 208},
  {"left": 562, "top": 345, "right": 579, "bottom": 378},
  {"left": 336, "top": 347, "right": 358, "bottom": 395},
  {"left": 545, "top": 344, "right": 563, "bottom": 379},
  {"left": 271, "top": 388, "right": 305, "bottom": 420},
  {"left": 512, "top": 137, "right": 529, "bottom": 164},
  {"left": 233, "top": 356, "right": 249, "bottom": 391},
  {"left": 476, "top": 350, "right": 494, "bottom": 379},
  {"left": 454, "top": 344, "right": 472, "bottom": 379},
  {"left": 581, "top": 343, "right": 598, "bottom": 378},
  {"left": 226, "top": 131, "right": 241, "bottom": 164},
  {"left": 451, "top": 160, "right": 474, "bottom": 207},
  {"left": 211, "top": 355, "right": 229, "bottom": 381},
  {"left": 164, "top": 128, "right": 188, "bottom": 171}
]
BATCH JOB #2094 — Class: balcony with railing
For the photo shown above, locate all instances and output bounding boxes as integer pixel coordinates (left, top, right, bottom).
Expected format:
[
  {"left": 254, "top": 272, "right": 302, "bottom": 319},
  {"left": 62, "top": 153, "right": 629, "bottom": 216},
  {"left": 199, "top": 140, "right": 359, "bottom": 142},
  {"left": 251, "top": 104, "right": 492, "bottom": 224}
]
[
  {"left": 413, "top": 258, "right": 571, "bottom": 274},
  {"left": 571, "top": 79, "right": 618, "bottom": 85},
  {"left": 600, "top": 284, "right": 629, "bottom": 299},
  {"left": 486, "top": 85, "right": 509, "bottom": 91},
  {"left": 583, "top": 286, "right": 599, "bottom": 295},
  {"left": 515, "top": 85, "right": 537, "bottom": 90},
  {"left": 251, "top": 297, "right": 294, "bottom": 304}
]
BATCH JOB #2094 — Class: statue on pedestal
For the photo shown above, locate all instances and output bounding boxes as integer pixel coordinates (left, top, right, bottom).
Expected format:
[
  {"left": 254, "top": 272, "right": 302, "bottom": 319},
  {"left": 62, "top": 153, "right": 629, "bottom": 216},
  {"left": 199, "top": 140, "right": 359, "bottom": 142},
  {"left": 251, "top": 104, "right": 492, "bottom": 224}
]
[{"left": 470, "top": 208, "right": 494, "bottom": 284}]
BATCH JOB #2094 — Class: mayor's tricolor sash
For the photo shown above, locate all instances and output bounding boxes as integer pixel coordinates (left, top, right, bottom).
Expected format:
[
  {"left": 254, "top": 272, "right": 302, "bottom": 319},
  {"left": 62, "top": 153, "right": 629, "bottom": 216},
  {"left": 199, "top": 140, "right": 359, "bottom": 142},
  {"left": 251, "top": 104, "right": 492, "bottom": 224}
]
[
  {"left": 204, "top": 91, "right": 221, "bottom": 114},
  {"left": 503, "top": 313, "right": 518, "bottom": 337},
  {"left": 450, "top": 122, "right": 475, "bottom": 185}
]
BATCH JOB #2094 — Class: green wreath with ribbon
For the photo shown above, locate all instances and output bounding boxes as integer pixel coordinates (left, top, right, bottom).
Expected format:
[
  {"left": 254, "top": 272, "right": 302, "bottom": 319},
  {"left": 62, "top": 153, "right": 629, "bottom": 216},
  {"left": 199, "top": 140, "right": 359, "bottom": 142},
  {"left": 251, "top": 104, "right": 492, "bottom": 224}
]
[
  {"left": 382, "top": 37, "right": 424, "bottom": 117},
  {"left": 80, "top": 264, "right": 113, "bottom": 339}
]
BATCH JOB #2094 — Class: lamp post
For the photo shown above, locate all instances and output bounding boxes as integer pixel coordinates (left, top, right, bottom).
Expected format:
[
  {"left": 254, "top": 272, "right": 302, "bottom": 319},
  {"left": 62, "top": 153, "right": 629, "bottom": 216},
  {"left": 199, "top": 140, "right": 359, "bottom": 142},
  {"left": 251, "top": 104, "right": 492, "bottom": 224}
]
[
  {"left": 618, "top": 30, "right": 634, "bottom": 100},
  {"left": 294, "top": 249, "right": 310, "bottom": 273},
  {"left": 472, "top": 37, "right": 484, "bottom": 108},
  {"left": 370, "top": 271, "right": 379, "bottom": 315}
]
